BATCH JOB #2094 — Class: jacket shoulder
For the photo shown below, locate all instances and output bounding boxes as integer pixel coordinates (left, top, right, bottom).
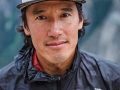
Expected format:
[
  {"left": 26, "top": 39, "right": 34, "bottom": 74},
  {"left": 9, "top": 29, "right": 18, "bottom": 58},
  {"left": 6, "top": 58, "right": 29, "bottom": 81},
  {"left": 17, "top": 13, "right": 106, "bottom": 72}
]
[
  {"left": 0, "top": 61, "right": 16, "bottom": 78},
  {"left": 0, "top": 61, "right": 21, "bottom": 86},
  {"left": 0, "top": 61, "right": 21, "bottom": 89},
  {"left": 80, "top": 50, "right": 120, "bottom": 74},
  {"left": 79, "top": 50, "right": 120, "bottom": 89}
]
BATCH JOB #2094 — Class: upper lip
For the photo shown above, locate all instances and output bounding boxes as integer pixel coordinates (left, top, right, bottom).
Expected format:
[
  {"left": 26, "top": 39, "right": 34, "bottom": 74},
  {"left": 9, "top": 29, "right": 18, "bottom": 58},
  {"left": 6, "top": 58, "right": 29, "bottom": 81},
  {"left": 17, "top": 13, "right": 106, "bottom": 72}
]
[{"left": 46, "top": 41, "right": 67, "bottom": 46}]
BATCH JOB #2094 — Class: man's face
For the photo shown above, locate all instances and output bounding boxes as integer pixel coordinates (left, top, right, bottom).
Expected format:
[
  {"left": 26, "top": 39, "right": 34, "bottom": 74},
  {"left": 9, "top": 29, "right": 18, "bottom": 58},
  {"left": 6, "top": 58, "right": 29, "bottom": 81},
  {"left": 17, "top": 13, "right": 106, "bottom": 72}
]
[{"left": 24, "top": 1, "right": 83, "bottom": 64}]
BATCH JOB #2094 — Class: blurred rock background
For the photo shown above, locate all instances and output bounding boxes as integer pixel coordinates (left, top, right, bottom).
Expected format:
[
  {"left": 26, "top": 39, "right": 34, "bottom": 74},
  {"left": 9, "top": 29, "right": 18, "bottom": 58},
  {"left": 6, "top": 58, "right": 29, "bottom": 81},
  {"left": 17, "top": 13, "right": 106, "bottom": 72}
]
[{"left": 0, "top": 0, "right": 120, "bottom": 68}]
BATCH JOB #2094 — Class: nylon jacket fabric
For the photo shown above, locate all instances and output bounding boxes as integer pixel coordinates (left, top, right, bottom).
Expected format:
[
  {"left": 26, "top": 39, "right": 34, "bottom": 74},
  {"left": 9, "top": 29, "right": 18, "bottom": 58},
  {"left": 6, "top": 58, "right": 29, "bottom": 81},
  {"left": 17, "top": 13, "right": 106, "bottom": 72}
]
[{"left": 0, "top": 45, "right": 120, "bottom": 90}]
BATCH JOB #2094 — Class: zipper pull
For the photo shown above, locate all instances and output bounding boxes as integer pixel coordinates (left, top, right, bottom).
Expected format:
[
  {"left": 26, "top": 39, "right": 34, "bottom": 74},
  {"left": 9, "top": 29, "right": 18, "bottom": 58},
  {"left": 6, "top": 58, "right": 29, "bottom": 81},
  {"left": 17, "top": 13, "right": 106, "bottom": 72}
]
[{"left": 58, "top": 77, "right": 61, "bottom": 81}]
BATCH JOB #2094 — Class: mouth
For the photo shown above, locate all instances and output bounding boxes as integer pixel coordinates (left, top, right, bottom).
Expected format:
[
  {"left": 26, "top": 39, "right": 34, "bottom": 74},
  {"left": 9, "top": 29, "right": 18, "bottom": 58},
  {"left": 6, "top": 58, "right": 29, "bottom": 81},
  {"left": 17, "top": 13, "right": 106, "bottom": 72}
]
[{"left": 46, "top": 41, "right": 68, "bottom": 49}]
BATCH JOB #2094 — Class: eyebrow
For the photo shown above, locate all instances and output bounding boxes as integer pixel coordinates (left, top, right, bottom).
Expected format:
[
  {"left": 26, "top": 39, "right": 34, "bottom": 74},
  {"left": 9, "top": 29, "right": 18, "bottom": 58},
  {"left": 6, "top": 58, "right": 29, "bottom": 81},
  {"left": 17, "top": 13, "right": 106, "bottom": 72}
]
[
  {"left": 32, "top": 10, "right": 45, "bottom": 15},
  {"left": 61, "top": 7, "right": 73, "bottom": 12}
]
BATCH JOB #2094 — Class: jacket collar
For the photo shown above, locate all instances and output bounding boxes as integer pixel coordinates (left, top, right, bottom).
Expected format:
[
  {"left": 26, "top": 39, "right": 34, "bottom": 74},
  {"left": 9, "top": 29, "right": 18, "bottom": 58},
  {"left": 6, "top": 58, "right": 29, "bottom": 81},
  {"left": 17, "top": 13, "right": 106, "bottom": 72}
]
[{"left": 15, "top": 45, "right": 81, "bottom": 83}]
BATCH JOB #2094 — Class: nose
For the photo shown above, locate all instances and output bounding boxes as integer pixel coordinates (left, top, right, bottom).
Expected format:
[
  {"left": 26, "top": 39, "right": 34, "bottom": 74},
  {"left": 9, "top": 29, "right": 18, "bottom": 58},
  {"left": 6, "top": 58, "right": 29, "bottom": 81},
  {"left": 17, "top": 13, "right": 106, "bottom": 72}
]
[{"left": 48, "top": 21, "right": 62, "bottom": 38}]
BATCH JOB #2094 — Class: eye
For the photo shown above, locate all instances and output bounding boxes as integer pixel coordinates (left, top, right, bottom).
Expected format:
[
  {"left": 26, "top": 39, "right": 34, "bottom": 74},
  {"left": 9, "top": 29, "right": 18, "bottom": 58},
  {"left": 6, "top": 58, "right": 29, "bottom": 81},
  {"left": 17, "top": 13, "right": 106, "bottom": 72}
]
[
  {"left": 36, "top": 15, "right": 47, "bottom": 20},
  {"left": 60, "top": 13, "right": 71, "bottom": 18}
]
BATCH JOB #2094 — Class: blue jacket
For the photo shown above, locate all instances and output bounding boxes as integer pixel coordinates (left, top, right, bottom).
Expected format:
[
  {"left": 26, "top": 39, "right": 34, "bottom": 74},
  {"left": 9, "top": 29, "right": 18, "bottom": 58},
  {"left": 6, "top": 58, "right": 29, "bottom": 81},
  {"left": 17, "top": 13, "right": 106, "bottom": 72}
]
[{"left": 0, "top": 45, "right": 120, "bottom": 90}]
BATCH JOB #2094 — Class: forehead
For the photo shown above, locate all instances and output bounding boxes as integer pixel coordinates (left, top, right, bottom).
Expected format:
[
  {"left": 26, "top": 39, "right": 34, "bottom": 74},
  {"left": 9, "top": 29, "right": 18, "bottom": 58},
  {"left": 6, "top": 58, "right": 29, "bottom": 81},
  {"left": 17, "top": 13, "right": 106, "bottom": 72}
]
[{"left": 26, "top": 1, "right": 76, "bottom": 12}]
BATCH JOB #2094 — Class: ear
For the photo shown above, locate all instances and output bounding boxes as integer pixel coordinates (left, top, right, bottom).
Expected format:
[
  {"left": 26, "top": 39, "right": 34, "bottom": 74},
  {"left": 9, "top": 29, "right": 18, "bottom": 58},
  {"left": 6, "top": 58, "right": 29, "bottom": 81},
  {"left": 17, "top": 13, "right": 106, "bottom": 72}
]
[
  {"left": 78, "top": 19, "right": 83, "bottom": 31},
  {"left": 23, "top": 23, "right": 31, "bottom": 36}
]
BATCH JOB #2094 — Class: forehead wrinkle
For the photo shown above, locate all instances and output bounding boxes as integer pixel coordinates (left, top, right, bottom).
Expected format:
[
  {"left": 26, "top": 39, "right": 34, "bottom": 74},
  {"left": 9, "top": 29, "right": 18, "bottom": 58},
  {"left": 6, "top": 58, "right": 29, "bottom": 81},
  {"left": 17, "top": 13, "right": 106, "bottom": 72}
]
[{"left": 27, "top": 1, "right": 75, "bottom": 15}]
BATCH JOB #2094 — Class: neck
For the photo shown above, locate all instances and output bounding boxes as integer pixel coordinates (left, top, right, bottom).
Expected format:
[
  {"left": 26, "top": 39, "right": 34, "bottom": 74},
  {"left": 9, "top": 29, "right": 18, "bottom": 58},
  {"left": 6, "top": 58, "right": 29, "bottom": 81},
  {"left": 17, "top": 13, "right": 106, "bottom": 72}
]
[
  {"left": 41, "top": 60, "right": 73, "bottom": 76},
  {"left": 36, "top": 53, "right": 75, "bottom": 76}
]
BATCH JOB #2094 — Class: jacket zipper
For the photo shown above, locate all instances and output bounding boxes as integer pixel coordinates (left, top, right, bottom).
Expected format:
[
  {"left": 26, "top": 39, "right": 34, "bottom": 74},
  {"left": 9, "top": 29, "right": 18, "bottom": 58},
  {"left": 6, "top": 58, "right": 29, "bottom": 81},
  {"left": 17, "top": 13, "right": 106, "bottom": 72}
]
[{"left": 57, "top": 77, "right": 61, "bottom": 90}]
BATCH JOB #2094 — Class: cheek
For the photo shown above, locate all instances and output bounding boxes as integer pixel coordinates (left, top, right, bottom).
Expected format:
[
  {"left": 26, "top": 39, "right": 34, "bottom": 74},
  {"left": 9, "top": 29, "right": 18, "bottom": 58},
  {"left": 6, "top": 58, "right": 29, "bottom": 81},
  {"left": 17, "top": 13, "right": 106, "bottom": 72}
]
[
  {"left": 64, "top": 22, "right": 79, "bottom": 36},
  {"left": 28, "top": 25, "right": 47, "bottom": 45},
  {"left": 67, "top": 23, "right": 80, "bottom": 42},
  {"left": 29, "top": 22, "right": 47, "bottom": 35}
]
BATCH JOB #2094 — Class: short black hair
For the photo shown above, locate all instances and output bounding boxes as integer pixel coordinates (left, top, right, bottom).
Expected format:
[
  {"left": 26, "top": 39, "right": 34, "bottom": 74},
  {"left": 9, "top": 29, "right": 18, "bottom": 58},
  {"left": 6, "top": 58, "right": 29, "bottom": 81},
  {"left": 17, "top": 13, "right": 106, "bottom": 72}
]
[{"left": 17, "top": 2, "right": 90, "bottom": 47}]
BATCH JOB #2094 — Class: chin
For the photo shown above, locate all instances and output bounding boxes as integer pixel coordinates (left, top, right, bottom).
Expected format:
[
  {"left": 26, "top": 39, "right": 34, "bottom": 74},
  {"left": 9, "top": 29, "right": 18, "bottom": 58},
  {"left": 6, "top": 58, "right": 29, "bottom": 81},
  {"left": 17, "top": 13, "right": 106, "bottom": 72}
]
[{"left": 48, "top": 55, "right": 68, "bottom": 64}]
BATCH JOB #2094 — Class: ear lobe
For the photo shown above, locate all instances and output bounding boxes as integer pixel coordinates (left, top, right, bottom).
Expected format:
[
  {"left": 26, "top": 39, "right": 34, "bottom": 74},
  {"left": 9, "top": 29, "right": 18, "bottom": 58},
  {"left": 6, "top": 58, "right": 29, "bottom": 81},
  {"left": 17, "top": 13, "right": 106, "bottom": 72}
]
[
  {"left": 23, "top": 23, "right": 31, "bottom": 36},
  {"left": 78, "top": 19, "right": 83, "bottom": 31}
]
